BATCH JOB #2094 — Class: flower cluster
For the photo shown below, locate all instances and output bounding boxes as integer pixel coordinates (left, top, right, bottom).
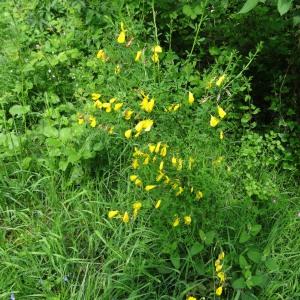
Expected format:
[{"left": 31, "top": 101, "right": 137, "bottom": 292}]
[
  {"left": 108, "top": 201, "right": 142, "bottom": 224},
  {"left": 215, "top": 251, "right": 226, "bottom": 296}
]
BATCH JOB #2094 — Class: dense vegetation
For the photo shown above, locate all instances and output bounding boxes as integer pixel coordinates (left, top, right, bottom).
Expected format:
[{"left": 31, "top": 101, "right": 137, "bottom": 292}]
[{"left": 0, "top": 1, "right": 299, "bottom": 299}]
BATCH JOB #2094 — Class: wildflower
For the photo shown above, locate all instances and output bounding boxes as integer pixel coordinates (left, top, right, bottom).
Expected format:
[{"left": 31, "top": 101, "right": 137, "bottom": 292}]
[
  {"left": 218, "top": 251, "right": 225, "bottom": 260},
  {"left": 117, "top": 22, "right": 126, "bottom": 44},
  {"left": 217, "top": 272, "right": 225, "bottom": 283},
  {"left": 78, "top": 116, "right": 84, "bottom": 125},
  {"left": 133, "top": 201, "right": 142, "bottom": 218},
  {"left": 152, "top": 155, "right": 157, "bottom": 162},
  {"left": 151, "top": 45, "right": 162, "bottom": 63},
  {"left": 215, "top": 286, "right": 223, "bottom": 296},
  {"left": 133, "top": 147, "right": 144, "bottom": 157},
  {"left": 125, "top": 129, "right": 132, "bottom": 139},
  {"left": 156, "top": 171, "right": 164, "bottom": 182},
  {"left": 108, "top": 210, "right": 119, "bottom": 219},
  {"left": 176, "top": 186, "right": 184, "bottom": 196},
  {"left": 220, "top": 130, "right": 224, "bottom": 140},
  {"left": 187, "top": 297, "right": 197, "bottom": 300},
  {"left": 184, "top": 215, "right": 192, "bottom": 225},
  {"left": 217, "top": 105, "right": 226, "bottom": 119},
  {"left": 216, "top": 74, "right": 226, "bottom": 87},
  {"left": 91, "top": 93, "right": 101, "bottom": 100},
  {"left": 89, "top": 116, "right": 97, "bottom": 128},
  {"left": 173, "top": 103, "right": 181, "bottom": 111},
  {"left": 135, "top": 50, "right": 142, "bottom": 62},
  {"left": 96, "top": 49, "right": 107, "bottom": 61},
  {"left": 134, "top": 178, "right": 142, "bottom": 187},
  {"left": 124, "top": 109, "right": 134, "bottom": 120},
  {"left": 108, "top": 126, "right": 114, "bottom": 134},
  {"left": 135, "top": 119, "right": 154, "bottom": 136},
  {"left": 155, "top": 199, "right": 161, "bottom": 209},
  {"left": 159, "top": 161, "right": 164, "bottom": 171},
  {"left": 109, "top": 98, "right": 117, "bottom": 104},
  {"left": 143, "top": 155, "right": 150, "bottom": 165},
  {"left": 103, "top": 102, "right": 112, "bottom": 113},
  {"left": 114, "top": 103, "right": 123, "bottom": 111},
  {"left": 215, "top": 264, "right": 222, "bottom": 272},
  {"left": 148, "top": 143, "right": 156, "bottom": 153},
  {"left": 122, "top": 211, "right": 129, "bottom": 223},
  {"left": 196, "top": 191, "right": 203, "bottom": 200},
  {"left": 190, "top": 186, "right": 194, "bottom": 193},
  {"left": 140, "top": 96, "right": 155, "bottom": 113},
  {"left": 188, "top": 91, "right": 195, "bottom": 105},
  {"left": 94, "top": 100, "right": 103, "bottom": 109},
  {"left": 130, "top": 175, "right": 138, "bottom": 182},
  {"left": 213, "top": 156, "right": 224, "bottom": 165},
  {"left": 171, "top": 156, "right": 177, "bottom": 167},
  {"left": 132, "top": 159, "right": 139, "bottom": 169},
  {"left": 210, "top": 115, "right": 220, "bottom": 127},
  {"left": 160, "top": 145, "right": 167, "bottom": 157},
  {"left": 145, "top": 185, "right": 157, "bottom": 191},
  {"left": 154, "top": 142, "right": 161, "bottom": 153},
  {"left": 115, "top": 64, "right": 121, "bottom": 74},
  {"left": 172, "top": 216, "right": 180, "bottom": 227},
  {"left": 188, "top": 157, "right": 195, "bottom": 170},
  {"left": 164, "top": 175, "right": 170, "bottom": 184}
]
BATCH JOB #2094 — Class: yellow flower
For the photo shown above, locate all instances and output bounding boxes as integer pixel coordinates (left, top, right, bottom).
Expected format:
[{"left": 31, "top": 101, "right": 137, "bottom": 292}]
[
  {"left": 125, "top": 129, "right": 132, "bottom": 139},
  {"left": 135, "top": 178, "right": 142, "bottom": 187},
  {"left": 218, "top": 251, "right": 225, "bottom": 260},
  {"left": 130, "top": 175, "right": 138, "bottom": 182},
  {"left": 114, "top": 103, "right": 123, "bottom": 111},
  {"left": 184, "top": 215, "right": 192, "bottom": 225},
  {"left": 210, "top": 115, "right": 220, "bottom": 127},
  {"left": 145, "top": 185, "right": 157, "bottom": 191},
  {"left": 176, "top": 186, "right": 184, "bottom": 196},
  {"left": 220, "top": 130, "right": 224, "bottom": 140},
  {"left": 215, "top": 264, "right": 223, "bottom": 272},
  {"left": 156, "top": 171, "right": 164, "bottom": 182},
  {"left": 217, "top": 105, "right": 226, "bottom": 119},
  {"left": 148, "top": 143, "right": 156, "bottom": 153},
  {"left": 187, "top": 297, "right": 197, "bottom": 300},
  {"left": 171, "top": 156, "right": 177, "bottom": 167},
  {"left": 140, "top": 96, "right": 155, "bottom": 113},
  {"left": 215, "top": 286, "right": 223, "bottom": 296},
  {"left": 132, "top": 159, "right": 139, "bottom": 169},
  {"left": 160, "top": 145, "right": 167, "bottom": 157},
  {"left": 115, "top": 64, "right": 121, "bottom": 74},
  {"left": 89, "top": 116, "right": 97, "bottom": 128},
  {"left": 96, "top": 49, "right": 107, "bottom": 61},
  {"left": 133, "top": 201, "right": 142, "bottom": 218},
  {"left": 154, "top": 142, "right": 161, "bottom": 153},
  {"left": 117, "top": 22, "right": 126, "bottom": 44},
  {"left": 159, "top": 161, "right": 164, "bottom": 171},
  {"left": 215, "top": 259, "right": 221, "bottom": 267},
  {"left": 109, "top": 98, "right": 117, "bottom": 104},
  {"left": 124, "top": 109, "right": 134, "bottom": 120},
  {"left": 173, "top": 103, "right": 181, "bottom": 111},
  {"left": 155, "top": 199, "right": 161, "bottom": 209},
  {"left": 135, "top": 50, "right": 142, "bottom": 62},
  {"left": 188, "top": 91, "right": 195, "bottom": 105},
  {"left": 217, "top": 272, "right": 225, "bottom": 283},
  {"left": 216, "top": 74, "right": 226, "bottom": 87},
  {"left": 153, "top": 45, "right": 162, "bottom": 53},
  {"left": 151, "top": 52, "right": 159, "bottom": 63},
  {"left": 94, "top": 100, "right": 103, "bottom": 109},
  {"left": 133, "top": 147, "right": 144, "bottom": 157},
  {"left": 143, "top": 156, "right": 150, "bottom": 165},
  {"left": 108, "top": 126, "right": 114, "bottom": 135},
  {"left": 78, "top": 117, "right": 84, "bottom": 125},
  {"left": 172, "top": 216, "right": 180, "bottom": 227},
  {"left": 103, "top": 103, "right": 112, "bottom": 113},
  {"left": 135, "top": 119, "right": 154, "bottom": 135},
  {"left": 122, "top": 211, "right": 129, "bottom": 223},
  {"left": 196, "top": 191, "right": 203, "bottom": 200},
  {"left": 164, "top": 175, "right": 170, "bottom": 184},
  {"left": 91, "top": 93, "right": 101, "bottom": 100},
  {"left": 108, "top": 210, "right": 119, "bottom": 219}
]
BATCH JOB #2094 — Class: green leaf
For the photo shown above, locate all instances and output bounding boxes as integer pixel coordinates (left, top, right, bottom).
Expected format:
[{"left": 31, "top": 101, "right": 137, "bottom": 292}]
[
  {"left": 239, "top": 254, "right": 249, "bottom": 269},
  {"left": 251, "top": 274, "right": 267, "bottom": 287},
  {"left": 170, "top": 253, "right": 180, "bottom": 269},
  {"left": 239, "top": 230, "right": 251, "bottom": 243},
  {"left": 277, "top": 0, "right": 293, "bottom": 16},
  {"left": 205, "top": 231, "right": 215, "bottom": 245},
  {"left": 190, "top": 242, "right": 204, "bottom": 256},
  {"left": 247, "top": 248, "right": 262, "bottom": 263},
  {"left": 233, "top": 277, "right": 247, "bottom": 289},
  {"left": 293, "top": 15, "right": 300, "bottom": 26},
  {"left": 265, "top": 258, "right": 279, "bottom": 272},
  {"left": 238, "top": 0, "right": 259, "bottom": 14},
  {"left": 250, "top": 224, "right": 262, "bottom": 236},
  {"left": 9, "top": 105, "right": 30, "bottom": 117}
]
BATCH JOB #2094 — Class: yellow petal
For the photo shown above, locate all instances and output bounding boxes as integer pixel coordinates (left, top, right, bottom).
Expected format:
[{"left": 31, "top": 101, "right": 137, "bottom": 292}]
[
  {"left": 172, "top": 216, "right": 180, "bottom": 227},
  {"left": 153, "top": 45, "right": 162, "bottom": 53},
  {"left": 220, "top": 130, "right": 224, "bottom": 140},
  {"left": 215, "top": 264, "right": 223, "bottom": 272},
  {"left": 155, "top": 199, "right": 161, "bottom": 209},
  {"left": 108, "top": 210, "right": 119, "bottom": 219},
  {"left": 216, "top": 74, "right": 226, "bottom": 87},
  {"left": 217, "top": 105, "right": 226, "bottom": 119},
  {"left": 124, "top": 109, "right": 133, "bottom": 120},
  {"left": 160, "top": 145, "right": 167, "bottom": 157},
  {"left": 184, "top": 215, "right": 192, "bottom": 225},
  {"left": 196, "top": 191, "right": 203, "bottom": 200},
  {"left": 151, "top": 52, "right": 159, "bottom": 63},
  {"left": 215, "top": 286, "right": 223, "bottom": 296},
  {"left": 148, "top": 143, "right": 156, "bottom": 153},
  {"left": 188, "top": 91, "right": 195, "bottom": 105},
  {"left": 132, "top": 159, "right": 139, "bottom": 169},
  {"left": 218, "top": 251, "right": 225, "bottom": 260},
  {"left": 134, "top": 178, "right": 142, "bottom": 187},
  {"left": 145, "top": 185, "right": 157, "bottom": 191},
  {"left": 130, "top": 175, "right": 138, "bottom": 182},
  {"left": 122, "top": 211, "right": 129, "bottom": 223},
  {"left": 133, "top": 201, "right": 142, "bottom": 210},
  {"left": 125, "top": 129, "right": 132, "bottom": 139},
  {"left": 117, "top": 31, "right": 126, "bottom": 44},
  {"left": 135, "top": 50, "right": 142, "bottom": 62},
  {"left": 210, "top": 115, "right": 220, "bottom": 127}
]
